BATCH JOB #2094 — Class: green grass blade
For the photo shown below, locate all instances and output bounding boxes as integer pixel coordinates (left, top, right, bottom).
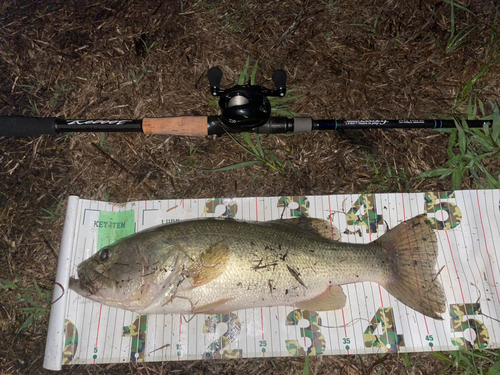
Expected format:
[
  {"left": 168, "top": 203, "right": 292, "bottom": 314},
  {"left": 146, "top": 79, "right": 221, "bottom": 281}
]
[
  {"left": 250, "top": 60, "right": 259, "bottom": 85},
  {"left": 0, "top": 279, "right": 17, "bottom": 289},
  {"left": 242, "top": 132, "right": 260, "bottom": 158},
  {"left": 33, "top": 279, "right": 43, "bottom": 299},
  {"left": 451, "top": 167, "right": 463, "bottom": 190},
  {"left": 226, "top": 132, "right": 266, "bottom": 162},
  {"left": 17, "top": 315, "right": 34, "bottom": 334},
  {"left": 447, "top": 129, "right": 458, "bottom": 158},
  {"left": 205, "top": 160, "right": 262, "bottom": 172},
  {"left": 456, "top": 120, "right": 466, "bottom": 154},
  {"left": 442, "top": 0, "right": 475, "bottom": 14},
  {"left": 251, "top": 165, "right": 266, "bottom": 184},
  {"left": 467, "top": 96, "right": 476, "bottom": 120},
  {"left": 485, "top": 171, "right": 500, "bottom": 189},
  {"left": 491, "top": 100, "right": 500, "bottom": 141},
  {"left": 417, "top": 168, "right": 454, "bottom": 179},
  {"left": 302, "top": 356, "right": 310, "bottom": 375},
  {"left": 254, "top": 133, "right": 265, "bottom": 159},
  {"left": 269, "top": 93, "right": 305, "bottom": 104},
  {"left": 238, "top": 57, "right": 250, "bottom": 85},
  {"left": 487, "top": 360, "right": 500, "bottom": 375}
]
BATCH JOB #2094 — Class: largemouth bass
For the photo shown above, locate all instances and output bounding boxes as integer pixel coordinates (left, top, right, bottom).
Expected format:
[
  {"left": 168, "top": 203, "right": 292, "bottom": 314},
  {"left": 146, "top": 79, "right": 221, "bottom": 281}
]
[{"left": 69, "top": 214, "right": 446, "bottom": 319}]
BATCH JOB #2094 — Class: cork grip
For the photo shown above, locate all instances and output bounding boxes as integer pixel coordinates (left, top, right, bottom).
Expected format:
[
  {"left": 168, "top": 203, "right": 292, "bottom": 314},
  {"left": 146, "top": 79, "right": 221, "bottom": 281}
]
[{"left": 143, "top": 117, "right": 208, "bottom": 136}]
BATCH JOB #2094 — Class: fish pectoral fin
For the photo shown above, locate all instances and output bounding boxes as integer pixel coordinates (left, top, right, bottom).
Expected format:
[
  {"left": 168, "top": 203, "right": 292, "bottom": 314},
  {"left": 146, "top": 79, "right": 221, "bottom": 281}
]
[
  {"left": 295, "top": 285, "right": 346, "bottom": 311},
  {"left": 192, "top": 297, "right": 235, "bottom": 314},
  {"left": 184, "top": 241, "right": 231, "bottom": 289}
]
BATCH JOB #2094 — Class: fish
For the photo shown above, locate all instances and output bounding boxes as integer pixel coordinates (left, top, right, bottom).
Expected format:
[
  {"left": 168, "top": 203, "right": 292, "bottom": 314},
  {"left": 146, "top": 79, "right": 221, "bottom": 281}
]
[{"left": 69, "top": 214, "right": 446, "bottom": 319}]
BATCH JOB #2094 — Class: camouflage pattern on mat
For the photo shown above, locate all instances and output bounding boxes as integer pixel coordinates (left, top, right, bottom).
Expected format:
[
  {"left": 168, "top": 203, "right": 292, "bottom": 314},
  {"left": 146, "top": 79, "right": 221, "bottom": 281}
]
[
  {"left": 123, "top": 315, "right": 148, "bottom": 362},
  {"left": 202, "top": 313, "right": 242, "bottom": 359},
  {"left": 278, "top": 196, "right": 311, "bottom": 218},
  {"left": 204, "top": 198, "right": 238, "bottom": 218},
  {"left": 62, "top": 319, "right": 78, "bottom": 365},
  {"left": 346, "top": 194, "right": 383, "bottom": 233},
  {"left": 363, "top": 307, "right": 405, "bottom": 353},
  {"left": 285, "top": 309, "right": 326, "bottom": 356},
  {"left": 424, "top": 191, "right": 462, "bottom": 230},
  {"left": 450, "top": 303, "right": 489, "bottom": 350}
]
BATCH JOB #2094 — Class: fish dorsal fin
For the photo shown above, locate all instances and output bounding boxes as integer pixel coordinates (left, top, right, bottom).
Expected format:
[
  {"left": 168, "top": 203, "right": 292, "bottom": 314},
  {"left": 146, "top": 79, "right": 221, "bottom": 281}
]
[
  {"left": 268, "top": 218, "right": 341, "bottom": 241},
  {"left": 295, "top": 285, "right": 346, "bottom": 311},
  {"left": 184, "top": 241, "right": 230, "bottom": 288},
  {"left": 192, "top": 297, "right": 235, "bottom": 314}
]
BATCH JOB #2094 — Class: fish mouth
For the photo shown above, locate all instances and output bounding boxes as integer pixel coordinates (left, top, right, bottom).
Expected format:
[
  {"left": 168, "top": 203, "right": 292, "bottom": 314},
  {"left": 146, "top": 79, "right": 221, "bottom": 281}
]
[{"left": 70, "top": 265, "right": 117, "bottom": 298}]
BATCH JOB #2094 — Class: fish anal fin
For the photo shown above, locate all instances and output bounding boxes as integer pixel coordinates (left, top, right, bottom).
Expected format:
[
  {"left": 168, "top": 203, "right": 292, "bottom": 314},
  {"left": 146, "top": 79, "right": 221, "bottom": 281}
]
[
  {"left": 295, "top": 285, "right": 346, "bottom": 311},
  {"left": 185, "top": 241, "right": 230, "bottom": 288},
  {"left": 192, "top": 297, "right": 235, "bottom": 314}
]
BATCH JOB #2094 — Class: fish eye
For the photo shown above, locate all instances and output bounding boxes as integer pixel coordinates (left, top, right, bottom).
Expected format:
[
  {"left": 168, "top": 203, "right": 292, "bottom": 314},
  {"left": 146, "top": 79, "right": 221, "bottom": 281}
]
[{"left": 100, "top": 248, "right": 111, "bottom": 262}]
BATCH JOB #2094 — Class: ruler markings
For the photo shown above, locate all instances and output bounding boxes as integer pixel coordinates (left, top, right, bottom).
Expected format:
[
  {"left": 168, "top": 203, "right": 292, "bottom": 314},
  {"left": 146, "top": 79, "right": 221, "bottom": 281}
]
[{"left": 61, "top": 193, "right": 500, "bottom": 364}]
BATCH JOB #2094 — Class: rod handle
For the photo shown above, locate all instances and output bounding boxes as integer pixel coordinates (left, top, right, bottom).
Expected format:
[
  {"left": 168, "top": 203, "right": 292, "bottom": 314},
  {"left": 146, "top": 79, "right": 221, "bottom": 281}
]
[
  {"left": 0, "top": 117, "right": 58, "bottom": 137},
  {"left": 142, "top": 116, "right": 208, "bottom": 136}
]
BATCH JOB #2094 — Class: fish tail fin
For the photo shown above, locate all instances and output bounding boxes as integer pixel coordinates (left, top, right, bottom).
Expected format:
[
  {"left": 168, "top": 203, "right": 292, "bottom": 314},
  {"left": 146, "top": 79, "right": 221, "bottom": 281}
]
[{"left": 375, "top": 214, "right": 446, "bottom": 320}]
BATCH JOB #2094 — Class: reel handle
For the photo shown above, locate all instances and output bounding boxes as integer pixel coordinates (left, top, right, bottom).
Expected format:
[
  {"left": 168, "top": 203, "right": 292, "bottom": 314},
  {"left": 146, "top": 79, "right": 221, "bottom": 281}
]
[
  {"left": 272, "top": 69, "right": 287, "bottom": 96},
  {"left": 208, "top": 67, "right": 223, "bottom": 95}
]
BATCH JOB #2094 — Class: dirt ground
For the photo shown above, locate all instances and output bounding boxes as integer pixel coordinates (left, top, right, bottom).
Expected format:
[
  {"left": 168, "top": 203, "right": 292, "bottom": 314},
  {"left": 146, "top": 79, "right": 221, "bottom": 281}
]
[{"left": 1, "top": 0, "right": 500, "bottom": 374}]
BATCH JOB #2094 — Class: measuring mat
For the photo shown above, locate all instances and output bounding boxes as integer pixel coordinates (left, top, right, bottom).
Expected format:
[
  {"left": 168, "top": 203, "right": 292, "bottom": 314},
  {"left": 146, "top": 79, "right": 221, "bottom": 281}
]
[{"left": 43, "top": 191, "right": 500, "bottom": 370}]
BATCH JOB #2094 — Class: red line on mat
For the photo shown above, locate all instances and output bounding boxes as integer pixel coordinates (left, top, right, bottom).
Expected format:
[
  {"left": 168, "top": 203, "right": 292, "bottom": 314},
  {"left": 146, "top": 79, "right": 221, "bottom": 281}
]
[
  {"left": 476, "top": 190, "right": 500, "bottom": 305},
  {"left": 328, "top": 195, "right": 349, "bottom": 354},
  {"left": 401, "top": 194, "right": 431, "bottom": 350},
  {"left": 94, "top": 304, "right": 103, "bottom": 364}
]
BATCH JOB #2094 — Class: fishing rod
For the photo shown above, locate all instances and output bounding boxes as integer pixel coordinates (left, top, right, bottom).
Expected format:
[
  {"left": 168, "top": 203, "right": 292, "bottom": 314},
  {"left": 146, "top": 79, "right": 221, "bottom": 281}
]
[{"left": 0, "top": 67, "right": 492, "bottom": 138}]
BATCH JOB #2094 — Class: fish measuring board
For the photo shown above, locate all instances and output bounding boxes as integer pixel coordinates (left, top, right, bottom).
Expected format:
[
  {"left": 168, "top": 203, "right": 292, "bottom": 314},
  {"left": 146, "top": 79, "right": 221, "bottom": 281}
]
[{"left": 43, "top": 191, "right": 500, "bottom": 370}]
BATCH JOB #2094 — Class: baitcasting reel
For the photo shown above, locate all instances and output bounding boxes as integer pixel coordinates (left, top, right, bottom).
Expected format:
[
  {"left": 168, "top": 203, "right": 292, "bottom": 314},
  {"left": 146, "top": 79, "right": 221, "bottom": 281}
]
[{"left": 207, "top": 66, "right": 287, "bottom": 130}]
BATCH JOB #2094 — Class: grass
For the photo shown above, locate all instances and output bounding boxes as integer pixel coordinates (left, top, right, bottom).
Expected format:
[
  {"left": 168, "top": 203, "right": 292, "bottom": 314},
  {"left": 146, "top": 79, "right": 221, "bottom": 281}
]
[
  {"left": 431, "top": 349, "right": 500, "bottom": 374},
  {"left": 364, "top": 153, "right": 412, "bottom": 192},
  {"left": 39, "top": 196, "right": 65, "bottom": 220},
  {"left": 443, "top": 0, "right": 477, "bottom": 54},
  {"left": 350, "top": 14, "right": 380, "bottom": 34},
  {"left": 0, "top": 277, "right": 52, "bottom": 335},
  {"left": 415, "top": 99, "right": 500, "bottom": 189}
]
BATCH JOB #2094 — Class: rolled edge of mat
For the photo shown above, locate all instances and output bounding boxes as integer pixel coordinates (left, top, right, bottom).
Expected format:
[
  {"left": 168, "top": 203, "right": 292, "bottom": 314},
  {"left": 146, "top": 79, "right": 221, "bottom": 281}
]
[
  {"left": 143, "top": 116, "right": 208, "bottom": 136},
  {"left": 293, "top": 117, "right": 312, "bottom": 133}
]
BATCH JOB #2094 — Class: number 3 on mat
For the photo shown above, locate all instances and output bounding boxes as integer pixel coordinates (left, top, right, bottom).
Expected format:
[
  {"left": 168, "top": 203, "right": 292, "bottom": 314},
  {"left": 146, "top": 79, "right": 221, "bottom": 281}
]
[{"left": 285, "top": 309, "right": 326, "bottom": 356}]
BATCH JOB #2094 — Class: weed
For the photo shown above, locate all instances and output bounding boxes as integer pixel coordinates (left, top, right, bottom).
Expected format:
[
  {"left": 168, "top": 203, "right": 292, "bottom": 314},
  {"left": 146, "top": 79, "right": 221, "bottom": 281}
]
[
  {"left": 207, "top": 132, "right": 291, "bottom": 181},
  {"left": 351, "top": 14, "right": 380, "bottom": 34},
  {"left": 415, "top": 99, "right": 500, "bottom": 189},
  {"left": 364, "top": 153, "right": 412, "bottom": 192},
  {"left": 319, "top": 0, "right": 338, "bottom": 15},
  {"left": 27, "top": 97, "right": 41, "bottom": 116},
  {"left": 99, "top": 132, "right": 116, "bottom": 151},
  {"left": 222, "top": 0, "right": 251, "bottom": 34},
  {"left": 140, "top": 39, "right": 156, "bottom": 55},
  {"left": 444, "top": 0, "right": 477, "bottom": 54},
  {"left": 0, "top": 277, "right": 52, "bottom": 334},
  {"left": 302, "top": 356, "right": 310, "bottom": 375},
  {"left": 432, "top": 349, "right": 500, "bottom": 374},
  {"left": 129, "top": 62, "right": 153, "bottom": 85},
  {"left": 39, "top": 196, "right": 64, "bottom": 220},
  {"left": 236, "top": 57, "right": 304, "bottom": 117},
  {"left": 49, "top": 83, "right": 73, "bottom": 109}
]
